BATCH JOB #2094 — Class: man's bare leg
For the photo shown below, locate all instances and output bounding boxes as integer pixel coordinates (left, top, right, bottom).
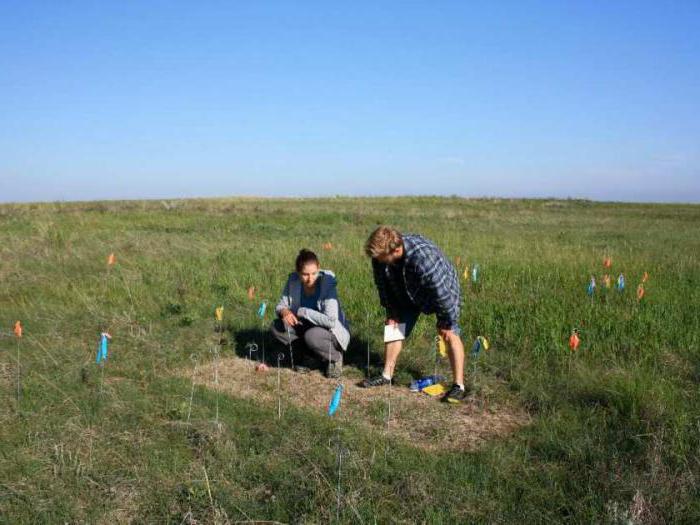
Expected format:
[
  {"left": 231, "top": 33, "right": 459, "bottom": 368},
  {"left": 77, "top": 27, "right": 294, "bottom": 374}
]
[
  {"left": 382, "top": 339, "right": 404, "bottom": 378},
  {"left": 446, "top": 332, "right": 465, "bottom": 387}
]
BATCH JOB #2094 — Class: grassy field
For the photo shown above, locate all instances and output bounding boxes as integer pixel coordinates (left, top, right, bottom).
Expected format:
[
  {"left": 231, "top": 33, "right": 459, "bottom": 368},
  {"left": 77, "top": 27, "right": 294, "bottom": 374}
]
[{"left": 1, "top": 196, "right": 699, "bottom": 524}]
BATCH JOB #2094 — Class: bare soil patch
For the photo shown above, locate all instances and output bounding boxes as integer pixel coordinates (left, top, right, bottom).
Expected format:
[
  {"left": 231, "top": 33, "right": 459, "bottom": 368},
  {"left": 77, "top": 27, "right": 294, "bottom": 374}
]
[{"left": 182, "top": 356, "right": 530, "bottom": 452}]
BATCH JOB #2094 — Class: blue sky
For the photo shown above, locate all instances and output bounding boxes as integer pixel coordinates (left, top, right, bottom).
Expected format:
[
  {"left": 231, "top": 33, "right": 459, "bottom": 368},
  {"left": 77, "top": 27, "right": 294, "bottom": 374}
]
[{"left": 1, "top": 1, "right": 699, "bottom": 203}]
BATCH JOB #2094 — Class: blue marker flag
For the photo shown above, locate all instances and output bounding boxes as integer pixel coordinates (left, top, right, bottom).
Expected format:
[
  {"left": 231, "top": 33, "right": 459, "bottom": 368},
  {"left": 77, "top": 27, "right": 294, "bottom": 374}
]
[
  {"left": 471, "top": 264, "right": 479, "bottom": 284},
  {"left": 587, "top": 276, "right": 596, "bottom": 296},
  {"left": 96, "top": 332, "right": 111, "bottom": 364},
  {"left": 470, "top": 336, "right": 489, "bottom": 358},
  {"left": 328, "top": 384, "right": 344, "bottom": 416},
  {"left": 471, "top": 338, "right": 480, "bottom": 358},
  {"left": 257, "top": 301, "right": 267, "bottom": 319},
  {"left": 616, "top": 274, "right": 625, "bottom": 292}
]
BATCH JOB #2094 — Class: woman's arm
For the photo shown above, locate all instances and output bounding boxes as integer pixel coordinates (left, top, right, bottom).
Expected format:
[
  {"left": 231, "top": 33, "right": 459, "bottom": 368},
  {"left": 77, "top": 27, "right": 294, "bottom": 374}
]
[
  {"left": 296, "top": 277, "right": 339, "bottom": 328},
  {"left": 297, "top": 299, "right": 338, "bottom": 328},
  {"left": 274, "top": 276, "right": 293, "bottom": 317}
]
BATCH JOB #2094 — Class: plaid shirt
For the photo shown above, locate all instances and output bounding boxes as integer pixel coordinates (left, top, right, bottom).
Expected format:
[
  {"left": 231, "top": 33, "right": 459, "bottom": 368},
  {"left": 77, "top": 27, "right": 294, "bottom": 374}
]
[{"left": 371, "top": 233, "right": 461, "bottom": 328}]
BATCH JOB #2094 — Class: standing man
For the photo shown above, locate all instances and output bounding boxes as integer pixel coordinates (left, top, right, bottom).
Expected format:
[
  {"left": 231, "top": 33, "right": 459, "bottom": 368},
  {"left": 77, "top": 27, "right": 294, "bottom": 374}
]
[{"left": 362, "top": 226, "right": 467, "bottom": 403}]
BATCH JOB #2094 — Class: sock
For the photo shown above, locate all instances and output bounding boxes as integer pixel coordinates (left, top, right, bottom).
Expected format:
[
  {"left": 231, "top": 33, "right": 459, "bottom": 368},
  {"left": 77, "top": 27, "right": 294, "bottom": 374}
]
[
  {"left": 382, "top": 372, "right": 392, "bottom": 381},
  {"left": 456, "top": 383, "right": 465, "bottom": 391}
]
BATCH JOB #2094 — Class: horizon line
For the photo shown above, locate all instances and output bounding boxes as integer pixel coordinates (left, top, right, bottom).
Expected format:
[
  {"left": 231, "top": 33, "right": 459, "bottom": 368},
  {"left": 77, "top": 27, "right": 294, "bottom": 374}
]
[{"left": 1, "top": 193, "right": 699, "bottom": 207}]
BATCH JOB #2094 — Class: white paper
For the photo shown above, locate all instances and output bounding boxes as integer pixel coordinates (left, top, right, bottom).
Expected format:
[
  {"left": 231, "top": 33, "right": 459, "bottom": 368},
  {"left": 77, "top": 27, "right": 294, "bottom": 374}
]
[{"left": 383, "top": 323, "right": 406, "bottom": 343}]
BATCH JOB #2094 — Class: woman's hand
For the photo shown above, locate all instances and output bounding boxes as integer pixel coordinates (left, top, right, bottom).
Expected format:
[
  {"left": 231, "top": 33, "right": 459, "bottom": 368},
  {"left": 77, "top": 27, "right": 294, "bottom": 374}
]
[{"left": 281, "top": 308, "right": 300, "bottom": 326}]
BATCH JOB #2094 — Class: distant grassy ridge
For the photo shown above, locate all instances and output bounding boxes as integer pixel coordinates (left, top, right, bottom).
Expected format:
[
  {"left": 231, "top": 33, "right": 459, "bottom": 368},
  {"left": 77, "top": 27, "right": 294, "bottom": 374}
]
[{"left": 1, "top": 197, "right": 699, "bottom": 523}]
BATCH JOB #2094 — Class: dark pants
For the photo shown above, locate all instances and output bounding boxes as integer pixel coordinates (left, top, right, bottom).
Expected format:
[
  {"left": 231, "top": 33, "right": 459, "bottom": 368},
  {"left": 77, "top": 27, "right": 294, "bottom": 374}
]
[
  {"left": 270, "top": 318, "right": 343, "bottom": 363},
  {"left": 393, "top": 302, "right": 462, "bottom": 337}
]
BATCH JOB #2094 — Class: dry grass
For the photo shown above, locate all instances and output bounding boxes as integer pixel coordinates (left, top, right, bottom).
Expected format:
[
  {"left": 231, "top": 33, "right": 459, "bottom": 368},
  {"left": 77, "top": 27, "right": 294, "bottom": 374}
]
[{"left": 183, "top": 355, "right": 530, "bottom": 452}]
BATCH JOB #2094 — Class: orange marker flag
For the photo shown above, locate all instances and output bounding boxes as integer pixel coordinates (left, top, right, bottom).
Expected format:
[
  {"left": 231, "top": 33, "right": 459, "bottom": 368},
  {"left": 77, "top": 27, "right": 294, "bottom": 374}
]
[
  {"left": 637, "top": 284, "right": 645, "bottom": 301},
  {"left": 642, "top": 271, "right": 649, "bottom": 283},
  {"left": 247, "top": 286, "right": 255, "bottom": 300},
  {"left": 107, "top": 253, "right": 116, "bottom": 266},
  {"left": 455, "top": 256, "right": 462, "bottom": 267},
  {"left": 13, "top": 321, "right": 22, "bottom": 338},
  {"left": 569, "top": 330, "right": 580, "bottom": 351},
  {"left": 322, "top": 242, "right": 333, "bottom": 250},
  {"left": 603, "top": 257, "right": 612, "bottom": 269}
]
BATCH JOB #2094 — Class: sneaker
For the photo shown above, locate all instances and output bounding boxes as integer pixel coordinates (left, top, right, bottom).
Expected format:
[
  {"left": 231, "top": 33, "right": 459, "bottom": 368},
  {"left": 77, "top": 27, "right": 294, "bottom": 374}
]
[
  {"left": 360, "top": 374, "right": 391, "bottom": 388},
  {"left": 294, "top": 363, "right": 312, "bottom": 374},
  {"left": 294, "top": 355, "right": 318, "bottom": 374},
  {"left": 326, "top": 357, "right": 343, "bottom": 379},
  {"left": 442, "top": 383, "right": 467, "bottom": 404}
]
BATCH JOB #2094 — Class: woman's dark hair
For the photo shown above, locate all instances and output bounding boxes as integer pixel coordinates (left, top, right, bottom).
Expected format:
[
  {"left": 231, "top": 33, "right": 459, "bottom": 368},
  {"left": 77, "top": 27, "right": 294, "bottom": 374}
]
[{"left": 295, "top": 249, "right": 320, "bottom": 272}]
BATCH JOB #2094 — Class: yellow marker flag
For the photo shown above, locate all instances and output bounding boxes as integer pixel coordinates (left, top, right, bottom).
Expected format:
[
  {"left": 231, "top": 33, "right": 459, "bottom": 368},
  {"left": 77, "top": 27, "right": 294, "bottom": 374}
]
[
  {"left": 215, "top": 306, "right": 224, "bottom": 322},
  {"left": 437, "top": 336, "right": 447, "bottom": 357},
  {"left": 479, "top": 336, "right": 490, "bottom": 351}
]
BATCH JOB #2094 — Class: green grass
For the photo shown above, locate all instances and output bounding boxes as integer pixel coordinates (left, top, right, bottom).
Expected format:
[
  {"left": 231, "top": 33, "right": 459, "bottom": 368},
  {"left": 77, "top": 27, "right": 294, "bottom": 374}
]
[{"left": 1, "top": 196, "right": 699, "bottom": 523}]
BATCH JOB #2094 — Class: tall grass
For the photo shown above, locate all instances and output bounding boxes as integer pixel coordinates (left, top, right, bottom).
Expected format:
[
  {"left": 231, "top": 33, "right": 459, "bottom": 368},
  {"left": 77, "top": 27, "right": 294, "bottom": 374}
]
[{"left": 0, "top": 197, "right": 698, "bottom": 523}]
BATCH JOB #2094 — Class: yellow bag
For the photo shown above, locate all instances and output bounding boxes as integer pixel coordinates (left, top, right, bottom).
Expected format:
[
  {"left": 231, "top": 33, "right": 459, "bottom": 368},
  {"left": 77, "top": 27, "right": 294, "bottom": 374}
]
[{"left": 422, "top": 383, "right": 447, "bottom": 396}]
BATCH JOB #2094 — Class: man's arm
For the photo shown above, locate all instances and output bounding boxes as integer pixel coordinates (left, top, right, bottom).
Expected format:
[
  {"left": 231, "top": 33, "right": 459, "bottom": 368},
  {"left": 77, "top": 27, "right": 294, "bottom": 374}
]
[{"left": 372, "top": 258, "right": 400, "bottom": 319}]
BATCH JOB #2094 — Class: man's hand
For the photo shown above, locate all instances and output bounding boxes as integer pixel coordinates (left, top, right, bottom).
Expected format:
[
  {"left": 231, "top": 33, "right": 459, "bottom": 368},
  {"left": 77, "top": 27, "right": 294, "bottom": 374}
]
[
  {"left": 281, "top": 308, "right": 300, "bottom": 326},
  {"left": 438, "top": 327, "right": 458, "bottom": 343}
]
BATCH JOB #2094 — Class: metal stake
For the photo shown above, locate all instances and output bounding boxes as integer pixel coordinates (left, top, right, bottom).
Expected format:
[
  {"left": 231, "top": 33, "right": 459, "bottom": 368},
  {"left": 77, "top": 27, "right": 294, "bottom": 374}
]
[
  {"left": 187, "top": 354, "right": 198, "bottom": 424},
  {"left": 277, "top": 352, "right": 284, "bottom": 419}
]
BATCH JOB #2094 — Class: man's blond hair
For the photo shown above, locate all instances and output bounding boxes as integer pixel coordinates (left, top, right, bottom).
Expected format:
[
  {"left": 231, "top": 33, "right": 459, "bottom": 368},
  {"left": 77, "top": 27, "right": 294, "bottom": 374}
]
[{"left": 365, "top": 226, "right": 403, "bottom": 258}]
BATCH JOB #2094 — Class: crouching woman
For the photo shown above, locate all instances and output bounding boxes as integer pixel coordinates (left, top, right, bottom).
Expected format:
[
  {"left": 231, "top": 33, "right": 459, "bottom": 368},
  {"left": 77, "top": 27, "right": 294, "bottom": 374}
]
[{"left": 270, "top": 249, "right": 350, "bottom": 378}]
